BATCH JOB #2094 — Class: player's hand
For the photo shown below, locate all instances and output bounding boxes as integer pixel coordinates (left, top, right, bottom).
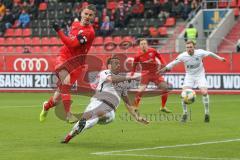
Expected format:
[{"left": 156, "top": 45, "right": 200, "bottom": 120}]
[
  {"left": 158, "top": 67, "right": 169, "bottom": 74},
  {"left": 136, "top": 116, "right": 149, "bottom": 125},
  {"left": 220, "top": 57, "right": 226, "bottom": 62},
  {"left": 52, "top": 22, "right": 61, "bottom": 32}
]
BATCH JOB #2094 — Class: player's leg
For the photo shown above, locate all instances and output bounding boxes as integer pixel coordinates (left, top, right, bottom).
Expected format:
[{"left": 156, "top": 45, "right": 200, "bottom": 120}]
[
  {"left": 157, "top": 80, "right": 172, "bottom": 113},
  {"left": 61, "top": 100, "right": 114, "bottom": 143},
  {"left": 40, "top": 90, "right": 61, "bottom": 122},
  {"left": 198, "top": 76, "right": 210, "bottom": 122},
  {"left": 180, "top": 75, "right": 194, "bottom": 122},
  {"left": 133, "top": 84, "right": 147, "bottom": 111}
]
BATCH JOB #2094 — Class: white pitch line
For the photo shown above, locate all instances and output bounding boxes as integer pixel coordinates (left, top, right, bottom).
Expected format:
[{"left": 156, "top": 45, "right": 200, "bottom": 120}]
[
  {"left": 92, "top": 138, "right": 240, "bottom": 155},
  {"left": 98, "top": 153, "right": 240, "bottom": 160}
]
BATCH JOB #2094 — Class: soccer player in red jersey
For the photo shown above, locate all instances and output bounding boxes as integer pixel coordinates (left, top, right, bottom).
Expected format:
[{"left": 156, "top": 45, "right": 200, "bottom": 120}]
[
  {"left": 39, "top": 5, "right": 96, "bottom": 122},
  {"left": 131, "top": 38, "right": 172, "bottom": 113}
]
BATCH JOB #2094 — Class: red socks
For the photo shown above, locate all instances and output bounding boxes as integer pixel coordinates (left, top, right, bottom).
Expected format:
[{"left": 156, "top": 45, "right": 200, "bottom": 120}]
[{"left": 161, "top": 93, "right": 168, "bottom": 108}]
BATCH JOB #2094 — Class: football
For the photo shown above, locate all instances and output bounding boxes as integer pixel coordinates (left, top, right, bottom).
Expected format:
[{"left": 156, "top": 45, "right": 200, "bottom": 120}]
[{"left": 181, "top": 89, "right": 196, "bottom": 104}]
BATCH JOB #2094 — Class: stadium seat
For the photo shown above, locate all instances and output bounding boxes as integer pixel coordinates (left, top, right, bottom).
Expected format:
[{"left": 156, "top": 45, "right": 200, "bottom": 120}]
[
  {"left": 122, "top": 36, "right": 134, "bottom": 42},
  {"left": 32, "top": 28, "right": 40, "bottom": 36},
  {"left": 38, "top": 11, "right": 47, "bottom": 19},
  {"left": 47, "top": 11, "right": 56, "bottom": 19},
  {"left": 15, "top": 37, "right": 24, "bottom": 45},
  {"left": 0, "top": 37, "right": 5, "bottom": 44},
  {"left": 158, "top": 27, "right": 168, "bottom": 36},
  {"left": 50, "top": 37, "right": 61, "bottom": 45},
  {"left": 6, "top": 46, "right": 15, "bottom": 53},
  {"left": 39, "top": 20, "right": 48, "bottom": 28},
  {"left": 0, "top": 46, "right": 6, "bottom": 54},
  {"left": 48, "top": 2, "right": 56, "bottom": 11},
  {"left": 32, "top": 46, "right": 41, "bottom": 53},
  {"left": 149, "top": 27, "right": 159, "bottom": 37},
  {"left": 165, "top": 17, "right": 176, "bottom": 27},
  {"left": 95, "top": 46, "right": 105, "bottom": 54},
  {"left": 42, "top": 46, "right": 50, "bottom": 53},
  {"left": 88, "top": 46, "right": 96, "bottom": 54},
  {"left": 5, "top": 38, "right": 15, "bottom": 45},
  {"left": 32, "top": 37, "right": 41, "bottom": 45},
  {"left": 38, "top": 2, "right": 48, "bottom": 11},
  {"left": 234, "top": 8, "right": 239, "bottom": 17},
  {"left": 218, "top": 1, "right": 228, "bottom": 8},
  {"left": 51, "top": 46, "right": 60, "bottom": 54},
  {"left": 239, "top": 0, "right": 240, "bottom": 7},
  {"left": 104, "top": 36, "right": 113, "bottom": 44},
  {"left": 24, "top": 37, "right": 32, "bottom": 45},
  {"left": 41, "top": 37, "right": 50, "bottom": 45},
  {"left": 4, "top": 28, "right": 14, "bottom": 37},
  {"left": 15, "top": 46, "right": 24, "bottom": 53},
  {"left": 22, "top": 28, "right": 31, "bottom": 36},
  {"left": 113, "top": 36, "right": 122, "bottom": 45},
  {"left": 41, "top": 28, "right": 49, "bottom": 37},
  {"left": 15, "top": 28, "right": 23, "bottom": 37},
  {"left": 93, "top": 36, "right": 104, "bottom": 45},
  {"left": 230, "top": 0, "right": 237, "bottom": 7}
]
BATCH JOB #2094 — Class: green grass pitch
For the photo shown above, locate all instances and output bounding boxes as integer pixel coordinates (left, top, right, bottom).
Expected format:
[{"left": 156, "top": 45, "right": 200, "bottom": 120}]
[{"left": 0, "top": 93, "right": 240, "bottom": 160}]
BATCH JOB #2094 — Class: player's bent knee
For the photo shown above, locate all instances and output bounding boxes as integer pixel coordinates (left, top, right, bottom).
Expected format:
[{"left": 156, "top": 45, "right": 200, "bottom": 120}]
[{"left": 98, "top": 111, "right": 115, "bottom": 125}]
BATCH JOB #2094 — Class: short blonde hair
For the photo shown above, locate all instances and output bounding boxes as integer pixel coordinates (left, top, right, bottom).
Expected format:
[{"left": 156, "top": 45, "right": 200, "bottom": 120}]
[{"left": 186, "top": 40, "right": 196, "bottom": 46}]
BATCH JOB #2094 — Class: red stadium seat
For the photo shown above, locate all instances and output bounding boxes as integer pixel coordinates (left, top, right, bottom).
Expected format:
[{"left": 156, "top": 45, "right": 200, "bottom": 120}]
[
  {"left": 165, "top": 17, "right": 176, "bottom": 27},
  {"left": 50, "top": 37, "right": 61, "bottom": 45},
  {"left": 5, "top": 37, "right": 15, "bottom": 45},
  {"left": 41, "top": 37, "right": 50, "bottom": 45},
  {"left": 218, "top": 1, "right": 228, "bottom": 8},
  {"left": 104, "top": 36, "right": 113, "bottom": 44},
  {"left": 15, "top": 46, "right": 24, "bottom": 53},
  {"left": 38, "top": 2, "right": 48, "bottom": 11},
  {"left": 15, "top": 28, "right": 22, "bottom": 36},
  {"left": 122, "top": 36, "right": 134, "bottom": 42},
  {"left": 158, "top": 27, "right": 168, "bottom": 36},
  {"left": 15, "top": 37, "right": 24, "bottom": 45},
  {"left": 51, "top": 46, "right": 61, "bottom": 54},
  {"left": 95, "top": 46, "right": 104, "bottom": 54},
  {"left": 234, "top": 8, "right": 239, "bottom": 16},
  {"left": 22, "top": 28, "right": 32, "bottom": 36},
  {"left": 113, "top": 36, "right": 122, "bottom": 45},
  {"left": 0, "top": 46, "right": 6, "bottom": 54},
  {"left": 24, "top": 37, "right": 32, "bottom": 45},
  {"left": 88, "top": 46, "right": 96, "bottom": 54},
  {"left": 93, "top": 36, "right": 104, "bottom": 45},
  {"left": 32, "top": 37, "right": 41, "bottom": 45},
  {"left": 6, "top": 46, "right": 15, "bottom": 53},
  {"left": 32, "top": 46, "right": 41, "bottom": 53},
  {"left": 230, "top": 0, "right": 237, "bottom": 7},
  {"left": 4, "top": 28, "right": 14, "bottom": 37},
  {"left": 42, "top": 46, "right": 50, "bottom": 53},
  {"left": 149, "top": 27, "right": 159, "bottom": 37},
  {"left": 238, "top": 0, "right": 240, "bottom": 7},
  {"left": 0, "top": 37, "right": 5, "bottom": 44}
]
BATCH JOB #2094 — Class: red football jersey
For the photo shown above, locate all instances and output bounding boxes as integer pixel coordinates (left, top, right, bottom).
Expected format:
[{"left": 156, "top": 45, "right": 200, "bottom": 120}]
[
  {"left": 57, "top": 21, "right": 95, "bottom": 59},
  {"left": 132, "top": 48, "right": 166, "bottom": 73}
]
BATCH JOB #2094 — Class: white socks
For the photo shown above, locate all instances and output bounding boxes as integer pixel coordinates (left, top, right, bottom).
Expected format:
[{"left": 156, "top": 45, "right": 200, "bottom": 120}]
[
  {"left": 202, "top": 94, "right": 209, "bottom": 115},
  {"left": 181, "top": 100, "right": 188, "bottom": 114}
]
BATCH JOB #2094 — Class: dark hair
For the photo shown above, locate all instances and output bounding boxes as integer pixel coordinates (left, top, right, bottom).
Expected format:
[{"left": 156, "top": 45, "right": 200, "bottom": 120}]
[
  {"left": 106, "top": 55, "right": 119, "bottom": 66},
  {"left": 83, "top": 4, "right": 97, "bottom": 13}
]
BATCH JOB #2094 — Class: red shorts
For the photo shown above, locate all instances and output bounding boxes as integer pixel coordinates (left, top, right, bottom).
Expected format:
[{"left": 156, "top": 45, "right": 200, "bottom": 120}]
[
  {"left": 55, "top": 55, "right": 84, "bottom": 85},
  {"left": 141, "top": 73, "right": 165, "bottom": 85}
]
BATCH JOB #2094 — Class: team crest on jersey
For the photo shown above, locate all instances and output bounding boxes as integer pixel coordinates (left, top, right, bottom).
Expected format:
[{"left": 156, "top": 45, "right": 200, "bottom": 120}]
[
  {"left": 149, "top": 52, "right": 153, "bottom": 57},
  {"left": 78, "top": 30, "right": 83, "bottom": 34}
]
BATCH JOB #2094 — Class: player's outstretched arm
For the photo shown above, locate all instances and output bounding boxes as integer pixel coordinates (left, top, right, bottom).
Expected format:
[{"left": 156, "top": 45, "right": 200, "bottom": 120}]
[
  {"left": 158, "top": 57, "right": 181, "bottom": 74},
  {"left": 122, "top": 95, "right": 149, "bottom": 125},
  {"left": 52, "top": 22, "right": 88, "bottom": 48},
  {"left": 208, "top": 52, "right": 226, "bottom": 62}
]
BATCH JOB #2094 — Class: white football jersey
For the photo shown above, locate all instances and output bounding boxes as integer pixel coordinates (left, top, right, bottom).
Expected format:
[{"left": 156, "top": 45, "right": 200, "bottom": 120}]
[
  {"left": 94, "top": 69, "right": 129, "bottom": 108},
  {"left": 167, "top": 49, "right": 212, "bottom": 76}
]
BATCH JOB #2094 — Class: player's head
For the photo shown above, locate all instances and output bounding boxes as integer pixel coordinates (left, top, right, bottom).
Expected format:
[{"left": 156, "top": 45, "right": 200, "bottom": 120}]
[
  {"left": 107, "top": 55, "right": 120, "bottom": 74},
  {"left": 185, "top": 40, "right": 195, "bottom": 55},
  {"left": 139, "top": 38, "right": 148, "bottom": 52},
  {"left": 80, "top": 4, "right": 96, "bottom": 26}
]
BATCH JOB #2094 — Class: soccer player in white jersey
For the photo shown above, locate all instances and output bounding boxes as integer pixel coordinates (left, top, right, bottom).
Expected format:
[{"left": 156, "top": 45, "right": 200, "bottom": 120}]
[
  {"left": 61, "top": 55, "right": 149, "bottom": 143},
  {"left": 160, "top": 40, "right": 226, "bottom": 123}
]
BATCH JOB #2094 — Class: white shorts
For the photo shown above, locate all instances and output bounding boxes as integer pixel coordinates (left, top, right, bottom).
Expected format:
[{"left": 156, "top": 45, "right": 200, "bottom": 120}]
[
  {"left": 84, "top": 98, "right": 115, "bottom": 124},
  {"left": 183, "top": 74, "right": 208, "bottom": 88}
]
